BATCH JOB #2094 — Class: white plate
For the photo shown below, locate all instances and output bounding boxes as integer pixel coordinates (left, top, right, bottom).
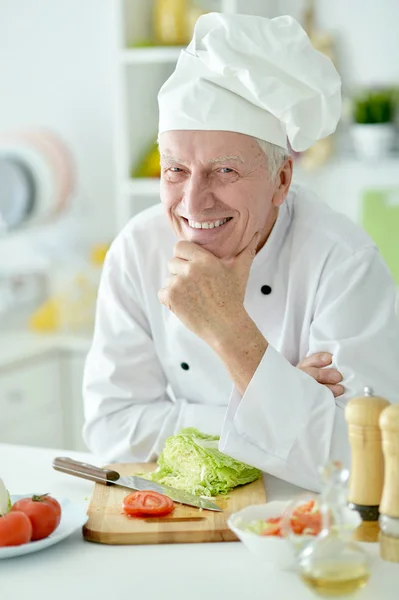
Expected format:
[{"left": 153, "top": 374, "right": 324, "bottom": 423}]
[
  {"left": 0, "top": 494, "right": 88, "bottom": 559},
  {"left": 0, "top": 140, "right": 55, "bottom": 225}
]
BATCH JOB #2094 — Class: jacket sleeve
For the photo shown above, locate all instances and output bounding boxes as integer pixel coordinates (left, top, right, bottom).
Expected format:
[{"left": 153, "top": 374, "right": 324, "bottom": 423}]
[
  {"left": 219, "top": 247, "right": 399, "bottom": 492},
  {"left": 82, "top": 233, "right": 226, "bottom": 463}
]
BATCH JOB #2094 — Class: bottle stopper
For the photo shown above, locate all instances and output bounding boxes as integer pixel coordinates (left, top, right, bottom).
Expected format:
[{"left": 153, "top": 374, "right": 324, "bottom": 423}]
[
  {"left": 379, "top": 403, "right": 399, "bottom": 562},
  {"left": 345, "top": 386, "right": 390, "bottom": 542}
]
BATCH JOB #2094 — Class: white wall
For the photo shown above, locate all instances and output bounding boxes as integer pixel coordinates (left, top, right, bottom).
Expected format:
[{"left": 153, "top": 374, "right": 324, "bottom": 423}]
[
  {"left": 0, "top": 0, "right": 115, "bottom": 239},
  {"left": 316, "top": 0, "right": 399, "bottom": 89},
  {"left": 275, "top": 0, "right": 399, "bottom": 89}
]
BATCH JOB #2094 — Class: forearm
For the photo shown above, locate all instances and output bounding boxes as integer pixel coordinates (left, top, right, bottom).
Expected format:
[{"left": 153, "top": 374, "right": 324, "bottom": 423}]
[
  {"left": 221, "top": 396, "right": 344, "bottom": 493},
  {"left": 219, "top": 345, "right": 338, "bottom": 491},
  {"left": 210, "top": 312, "right": 268, "bottom": 396}
]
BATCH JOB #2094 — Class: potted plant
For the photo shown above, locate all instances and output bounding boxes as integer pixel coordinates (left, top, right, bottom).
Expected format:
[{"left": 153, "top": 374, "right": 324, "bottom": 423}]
[{"left": 351, "top": 88, "right": 397, "bottom": 160}]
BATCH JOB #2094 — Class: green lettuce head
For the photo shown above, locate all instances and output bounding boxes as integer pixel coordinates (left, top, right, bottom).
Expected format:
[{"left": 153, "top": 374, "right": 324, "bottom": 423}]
[{"left": 144, "top": 428, "right": 261, "bottom": 496}]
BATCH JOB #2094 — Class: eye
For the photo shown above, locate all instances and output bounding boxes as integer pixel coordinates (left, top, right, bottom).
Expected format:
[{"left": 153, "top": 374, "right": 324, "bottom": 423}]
[
  {"left": 162, "top": 166, "right": 186, "bottom": 182},
  {"left": 219, "top": 168, "right": 234, "bottom": 174}
]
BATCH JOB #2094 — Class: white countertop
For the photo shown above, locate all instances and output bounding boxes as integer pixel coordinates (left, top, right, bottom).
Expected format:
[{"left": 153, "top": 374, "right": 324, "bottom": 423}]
[
  {"left": 0, "top": 330, "right": 92, "bottom": 369},
  {"left": 1, "top": 443, "right": 398, "bottom": 600}
]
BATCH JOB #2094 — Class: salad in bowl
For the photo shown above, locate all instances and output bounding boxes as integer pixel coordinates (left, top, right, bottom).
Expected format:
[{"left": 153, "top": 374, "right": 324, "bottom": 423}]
[{"left": 228, "top": 495, "right": 362, "bottom": 570}]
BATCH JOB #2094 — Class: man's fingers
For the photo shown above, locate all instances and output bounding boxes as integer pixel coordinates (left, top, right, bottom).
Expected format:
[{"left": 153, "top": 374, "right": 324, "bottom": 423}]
[
  {"left": 173, "top": 240, "right": 209, "bottom": 260},
  {"left": 297, "top": 352, "right": 332, "bottom": 369},
  {"left": 298, "top": 364, "right": 344, "bottom": 397},
  {"left": 157, "top": 287, "right": 166, "bottom": 305},
  {"left": 299, "top": 366, "right": 342, "bottom": 385},
  {"left": 168, "top": 257, "right": 189, "bottom": 276},
  {"left": 158, "top": 287, "right": 171, "bottom": 310},
  {"left": 320, "top": 368, "right": 342, "bottom": 385},
  {"left": 325, "top": 384, "right": 345, "bottom": 398}
]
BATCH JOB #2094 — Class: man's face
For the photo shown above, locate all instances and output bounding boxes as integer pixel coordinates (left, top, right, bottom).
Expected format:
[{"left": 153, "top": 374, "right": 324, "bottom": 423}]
[{"left": 159, "top": 130, "right": 289, "bottom": 259}]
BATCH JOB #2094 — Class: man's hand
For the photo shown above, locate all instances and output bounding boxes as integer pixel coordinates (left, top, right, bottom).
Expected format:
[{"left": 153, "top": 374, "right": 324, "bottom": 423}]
[
  {"left": 158, "top": 233, "right": 260, "bottom": 348},
  {"left": 297, "top": 352, "right": 344, "bottom": 397},
  {"left": 158, "top": 233, "right": 265, "bottom": 395}
]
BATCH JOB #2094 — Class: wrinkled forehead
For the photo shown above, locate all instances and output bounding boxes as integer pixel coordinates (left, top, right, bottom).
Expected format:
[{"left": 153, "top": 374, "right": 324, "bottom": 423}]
[{"left": 158, "top": 130, "right": 264, "bottom": 165}]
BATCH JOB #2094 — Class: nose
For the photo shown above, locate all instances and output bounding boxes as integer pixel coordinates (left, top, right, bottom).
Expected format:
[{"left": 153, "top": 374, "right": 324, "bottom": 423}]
[{"left": 182, "top": 172, "right": 215, "bottom": 216}]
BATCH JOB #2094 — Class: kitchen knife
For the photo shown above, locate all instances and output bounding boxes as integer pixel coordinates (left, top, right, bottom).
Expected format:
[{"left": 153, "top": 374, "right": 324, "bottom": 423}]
[{"left": 53, "top": 457, "right": 222, "bottom": 512}]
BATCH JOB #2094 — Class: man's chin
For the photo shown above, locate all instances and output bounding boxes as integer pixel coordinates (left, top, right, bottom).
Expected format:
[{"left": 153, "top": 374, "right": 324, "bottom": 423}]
[{"left": 199, "top": 241, "right": 235, "bottom": 260}]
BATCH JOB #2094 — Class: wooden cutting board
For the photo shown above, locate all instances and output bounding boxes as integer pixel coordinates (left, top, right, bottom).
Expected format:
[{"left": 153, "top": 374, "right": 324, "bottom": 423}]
[{"left": 83, "top": 462, "right": 266, "bottom": 545}]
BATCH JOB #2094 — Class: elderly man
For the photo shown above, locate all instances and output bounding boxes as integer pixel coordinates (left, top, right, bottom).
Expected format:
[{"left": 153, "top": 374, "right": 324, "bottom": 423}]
[{"left": 83, "top": 13, "right": 399, "bottom": 491}]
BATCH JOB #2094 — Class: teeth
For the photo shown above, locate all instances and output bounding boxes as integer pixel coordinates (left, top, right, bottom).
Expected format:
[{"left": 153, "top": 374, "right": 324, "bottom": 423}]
[{"left": 188, "top": 218, "right": 229, "bottom": 229}]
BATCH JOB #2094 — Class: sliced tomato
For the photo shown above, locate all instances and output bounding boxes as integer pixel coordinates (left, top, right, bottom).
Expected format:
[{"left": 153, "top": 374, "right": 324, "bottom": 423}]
[
  {"left": 266, "top": 516, "right": 281, "bottom": 524},
  {"left": 294, "top": 499, "right": 316, "bottom": 515},
  {"left": 291, "top": 518, "right": 306, "bottom": 535},
  {"left": 297, "top": 512, "right": 322, "bottom": 535},
  {"left": 289, "top": 511, "right": 322, "bottom": 536},
  {"left": 261, "top": 521, "right": 282, "bottom": 537},
  {"left": 259, "top": 499, "right": 322, "bottom": 538},
  {"left": 122, "top": 491, "right": 174, "bottom": 518}
]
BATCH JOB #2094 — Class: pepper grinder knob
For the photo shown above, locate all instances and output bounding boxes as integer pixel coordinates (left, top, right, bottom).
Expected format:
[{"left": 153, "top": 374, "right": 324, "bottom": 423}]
[
  {"left": 345, "top": 387, "right": 390, "bottom": 542},
  {"left": 379, "top": 404, "right": 399, "bottom": 562}
]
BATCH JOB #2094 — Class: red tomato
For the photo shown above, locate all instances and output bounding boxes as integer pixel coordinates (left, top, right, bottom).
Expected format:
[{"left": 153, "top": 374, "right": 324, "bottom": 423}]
[
  {"left": 261, "top": 500, "right": 322, "bottom": 538},
  {"left": 291, "top": 518, "right": 306, "bottom": 535},
  {"left": 122, "top": 491, "right": 174, "bottom": 518},
  {"left": 294, "top": 499, "right": 316, "bottom": 515},
  {"left": 12, "top": 494, "right": 61, "bottom": 541},
  {"left": 261, "top": 521, "right": 281, "bottom": 537},
  {"left": 37, "top": 495, "right": 62, "bottom": 522},
  {"left": 0, "top": 511, "right": 32, "bottom": 547},
  {"left": 296, "top": 512, "right": 322, "bottom": 535}
]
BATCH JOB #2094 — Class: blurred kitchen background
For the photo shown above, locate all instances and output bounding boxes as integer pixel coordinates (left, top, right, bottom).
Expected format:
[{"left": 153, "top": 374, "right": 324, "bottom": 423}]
[{"left": 0, "top": 0, "right": 398, "bottom": 452}]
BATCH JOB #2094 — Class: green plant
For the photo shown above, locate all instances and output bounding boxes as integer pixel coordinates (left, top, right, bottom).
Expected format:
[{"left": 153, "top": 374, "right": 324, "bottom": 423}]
[{"left": 353, "top": 89, "right": 396, "bottom": 124}]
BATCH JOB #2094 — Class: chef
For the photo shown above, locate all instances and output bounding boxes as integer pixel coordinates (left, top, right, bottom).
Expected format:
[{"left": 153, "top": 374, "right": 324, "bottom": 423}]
[{"left": 83, "top": 13, "right": 399, "bottom": 491}]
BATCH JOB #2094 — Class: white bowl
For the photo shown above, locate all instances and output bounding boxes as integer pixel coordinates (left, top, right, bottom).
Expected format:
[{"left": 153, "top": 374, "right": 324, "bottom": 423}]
[{"left": 227, "top": 500, "right": 363, "bottom": 571}]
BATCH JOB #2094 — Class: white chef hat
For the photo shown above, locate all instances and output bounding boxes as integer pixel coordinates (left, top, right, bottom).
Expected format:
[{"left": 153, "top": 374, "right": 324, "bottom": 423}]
[{"left": 158, "top": 13, "right": 341, "bottom": 152}]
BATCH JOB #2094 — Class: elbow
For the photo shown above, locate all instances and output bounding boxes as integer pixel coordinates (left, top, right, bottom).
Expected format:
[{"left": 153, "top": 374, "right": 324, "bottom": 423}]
[
  {"left": 82, "top": 418, "right": 102, "bottom": 457},
  {"left": 82, "top": 417, "right": 117, "bottom": 462},
  {"left": 82, "top": 410, "right": 159, "bottom": 464},
  {"left": 81, "top": 415, "right": 135, "bottom": 463}
]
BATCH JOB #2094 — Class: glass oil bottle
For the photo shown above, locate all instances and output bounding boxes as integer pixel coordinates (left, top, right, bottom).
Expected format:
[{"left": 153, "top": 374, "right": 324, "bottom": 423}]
[{"left": 295, "top": 462, "right": 371, "bottom": 597}]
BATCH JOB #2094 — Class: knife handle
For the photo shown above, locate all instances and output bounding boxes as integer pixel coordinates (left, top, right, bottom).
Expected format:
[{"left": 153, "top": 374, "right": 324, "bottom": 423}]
[{"left": 53, "top": 457, "right": 120, "bottom": 485}]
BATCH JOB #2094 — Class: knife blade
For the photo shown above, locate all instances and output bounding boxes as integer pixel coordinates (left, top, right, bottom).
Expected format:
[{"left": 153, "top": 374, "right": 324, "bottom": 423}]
[{"left": 53, "top": 457, "right": 222, "bottom": 512}]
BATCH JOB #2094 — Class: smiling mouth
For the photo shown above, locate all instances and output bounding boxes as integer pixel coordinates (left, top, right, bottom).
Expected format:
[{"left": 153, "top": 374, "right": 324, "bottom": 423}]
[{"left": 182, "top": 217, "right": 233, "bottom": 230}]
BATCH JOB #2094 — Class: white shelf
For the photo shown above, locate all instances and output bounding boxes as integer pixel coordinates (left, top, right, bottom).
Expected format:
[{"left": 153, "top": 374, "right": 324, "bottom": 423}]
[
  {"left": 124, "top": 178, "right": 160, "bottom": 195},
  {"left": 121, "top": 47, "right": 183, "bottom": 64}
]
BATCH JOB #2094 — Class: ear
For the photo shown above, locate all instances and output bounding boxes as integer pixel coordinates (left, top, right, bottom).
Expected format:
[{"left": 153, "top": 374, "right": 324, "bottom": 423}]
[{"left": 272, "top": 157, "right": 293, "bottom": 207}]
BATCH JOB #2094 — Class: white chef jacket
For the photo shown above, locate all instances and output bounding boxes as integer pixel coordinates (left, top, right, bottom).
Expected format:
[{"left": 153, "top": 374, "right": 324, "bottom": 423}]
[{"left": 82, "top": 184, "right": 399, "bottom": 491}]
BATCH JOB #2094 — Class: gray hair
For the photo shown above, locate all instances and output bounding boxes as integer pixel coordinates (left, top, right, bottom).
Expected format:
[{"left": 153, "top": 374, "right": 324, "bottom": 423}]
[{"left": 255, "top": 138, "right": 290, "bottom": 180}]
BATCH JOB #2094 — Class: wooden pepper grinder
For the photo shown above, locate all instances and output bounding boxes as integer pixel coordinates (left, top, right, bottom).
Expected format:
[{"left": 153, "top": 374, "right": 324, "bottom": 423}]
[
  {"left": 379, "top": 403, "right": 399, "bottom": 562},
  {"left": 345, "top": 387, "right": 390, "bottom": 542}
]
